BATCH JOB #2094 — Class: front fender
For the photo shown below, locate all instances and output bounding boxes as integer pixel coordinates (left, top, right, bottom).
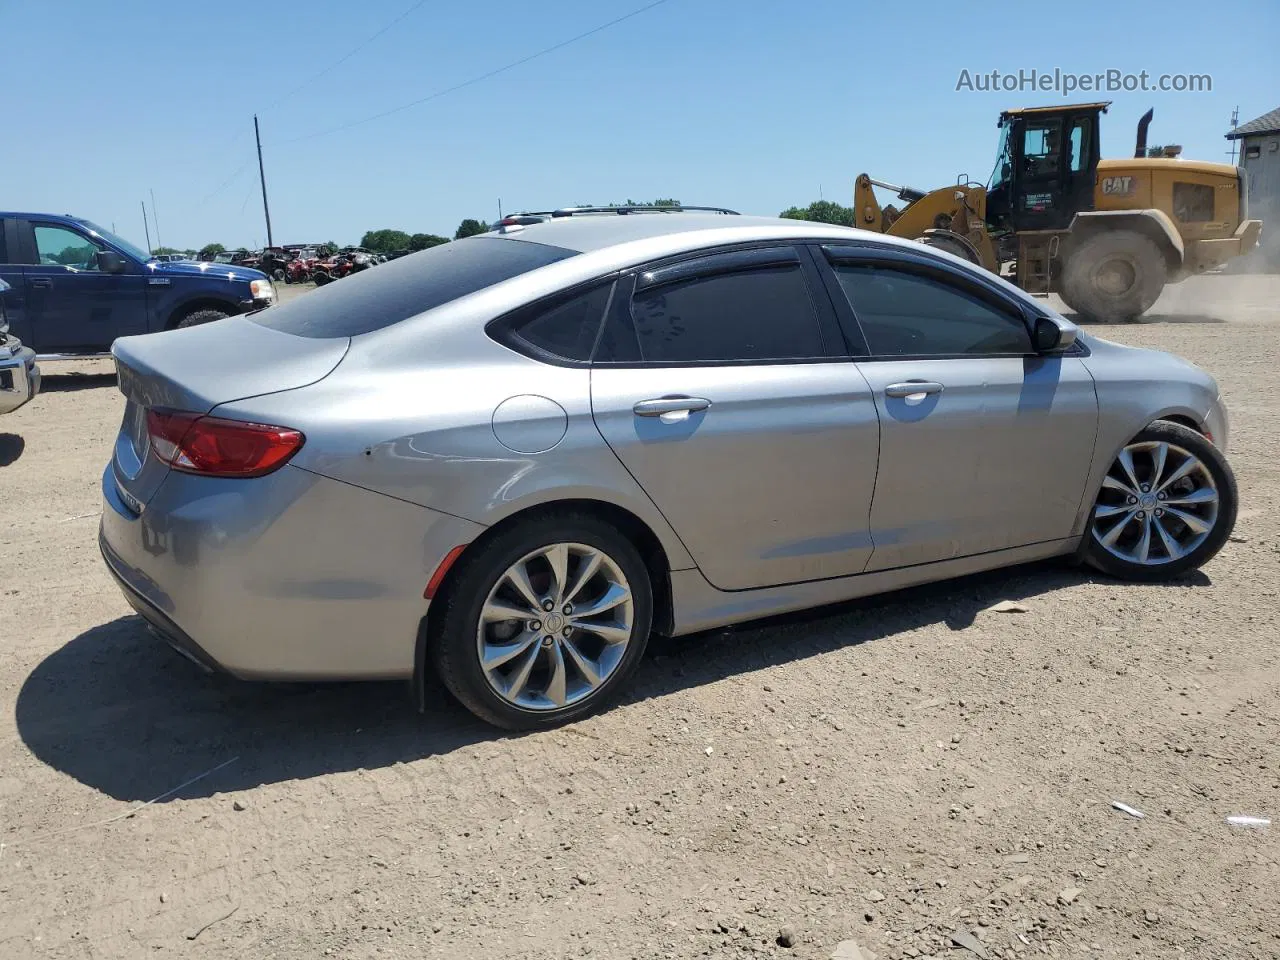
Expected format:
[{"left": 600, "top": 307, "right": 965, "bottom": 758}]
[
  {"left": 1070, "top": 336, "right": 1222, "bottom": 537},
  {"left": 1070, "top": 209, "right": 1185, "bottom": 266}
]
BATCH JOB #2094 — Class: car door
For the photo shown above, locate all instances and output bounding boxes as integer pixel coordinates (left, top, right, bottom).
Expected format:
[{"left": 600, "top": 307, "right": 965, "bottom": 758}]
[
  {"left": 18, "top": 220, "right": 147, "bottom": 354},
  {"left": 589, "top": 245, "right": 881, "bottom": 591},
  {"left": 817, "top": 244, "right": 1098, "bottom": 571},
  {"left": 0, "top": 219, "right": 32, "bottom": 346}
]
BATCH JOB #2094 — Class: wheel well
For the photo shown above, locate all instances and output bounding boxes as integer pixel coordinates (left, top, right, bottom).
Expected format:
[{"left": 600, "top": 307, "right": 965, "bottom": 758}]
[
  {"left": 166, "top": 298, "right": 240, "bottom": 330},
  {"left": 425, "top": 498, "right": 676, "bottom": 640},
  {"left": 1068, "top": 217, "right": 1182, "bottom": 273},
  {"left": 1155, "top": 414, "right": 1203, "bottom": 435}
]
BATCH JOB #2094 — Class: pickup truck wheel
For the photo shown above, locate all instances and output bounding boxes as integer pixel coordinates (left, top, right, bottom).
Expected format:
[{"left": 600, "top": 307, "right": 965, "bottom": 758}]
[{"left": 175, "top": 308, "right": 231, "bottom": 329}]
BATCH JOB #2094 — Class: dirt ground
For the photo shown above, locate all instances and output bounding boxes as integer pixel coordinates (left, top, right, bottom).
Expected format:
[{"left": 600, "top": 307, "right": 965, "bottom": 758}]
[{"left": 2, "top": 275, "right": 1278, "bottom": 960}]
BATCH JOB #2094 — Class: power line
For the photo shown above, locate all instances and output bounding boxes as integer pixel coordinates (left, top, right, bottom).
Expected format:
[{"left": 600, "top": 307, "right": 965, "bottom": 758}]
[
  {"left": 261, "top": 0, "right": 435, "bottom": 111},
  {"left": 276, "top": 0, "right": 673, "bottom": 146},
  {"left": 197, "top": 161, "right": 253, "bottom": 207}
]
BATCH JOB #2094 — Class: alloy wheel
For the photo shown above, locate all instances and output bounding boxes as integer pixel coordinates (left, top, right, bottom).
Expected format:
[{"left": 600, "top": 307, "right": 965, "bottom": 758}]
[
  {"left": 476, "top": 542, "right": 635, "bottom": 711},
  {"left": 1092, "top": 440, "right": 1219, "bottom": 565}
]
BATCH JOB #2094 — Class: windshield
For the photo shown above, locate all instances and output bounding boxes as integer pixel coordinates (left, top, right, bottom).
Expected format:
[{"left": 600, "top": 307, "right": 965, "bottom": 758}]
[
  {"left": 75, "top": 219, "right": 153, "bottom": 263},
  {"left": 989, "top": 124, "right": 1012, "bottom": 190}
]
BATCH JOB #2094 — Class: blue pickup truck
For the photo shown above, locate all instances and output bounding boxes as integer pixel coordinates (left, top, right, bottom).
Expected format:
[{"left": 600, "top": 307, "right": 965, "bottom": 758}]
[{"left": 0, "top": 213, "right": 275, "bottom": 357}]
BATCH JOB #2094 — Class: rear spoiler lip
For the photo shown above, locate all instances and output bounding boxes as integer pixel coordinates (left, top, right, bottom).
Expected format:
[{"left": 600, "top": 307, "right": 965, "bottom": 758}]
[{"left": 112, "top": 317, "right": 351, "bottom": 415}]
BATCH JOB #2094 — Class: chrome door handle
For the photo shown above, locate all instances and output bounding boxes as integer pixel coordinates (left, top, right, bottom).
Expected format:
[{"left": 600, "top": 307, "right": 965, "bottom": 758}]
[
  {"left": 632, "top": 396, "right": 712, "bottom": 417},
  {"left": 884, "top": 381, "right": 944, "bottom": 398}
]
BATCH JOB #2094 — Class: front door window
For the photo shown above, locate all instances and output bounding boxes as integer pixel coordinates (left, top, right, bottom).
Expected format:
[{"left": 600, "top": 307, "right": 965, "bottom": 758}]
[{"left": 33, "top": 225, "right": 101, "bottom": 271}]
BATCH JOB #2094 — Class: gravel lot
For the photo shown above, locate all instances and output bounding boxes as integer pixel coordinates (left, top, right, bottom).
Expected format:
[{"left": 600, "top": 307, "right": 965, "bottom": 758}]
[{"left": 2, "top": 275, "right": 1278, "bottom": 960}]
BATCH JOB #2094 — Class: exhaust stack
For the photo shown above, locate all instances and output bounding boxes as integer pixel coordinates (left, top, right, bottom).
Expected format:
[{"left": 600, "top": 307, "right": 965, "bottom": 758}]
[{"left": 1134, "top": 108, "right": 1154, "bottom": 158}]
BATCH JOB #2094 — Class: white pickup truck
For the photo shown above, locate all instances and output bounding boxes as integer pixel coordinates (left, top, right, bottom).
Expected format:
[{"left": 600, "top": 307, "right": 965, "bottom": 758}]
[{"left": 0, "top": 278, "right": 40, "bottom": 415}]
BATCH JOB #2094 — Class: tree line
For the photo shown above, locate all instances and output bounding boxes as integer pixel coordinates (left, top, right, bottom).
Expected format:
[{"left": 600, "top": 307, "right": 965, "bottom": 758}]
[{"left": 177, "top": 201, "right": 857, "bottom": 261}]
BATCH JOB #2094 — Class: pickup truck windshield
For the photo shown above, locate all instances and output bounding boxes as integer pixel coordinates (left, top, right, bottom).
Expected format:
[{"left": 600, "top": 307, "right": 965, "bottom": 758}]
[{"left": 75, "top": 220, "right": 152, "bottom": 263}]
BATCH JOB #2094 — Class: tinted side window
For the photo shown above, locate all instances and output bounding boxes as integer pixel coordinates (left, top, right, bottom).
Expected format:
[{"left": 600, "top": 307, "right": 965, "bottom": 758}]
[
  {"left": 834, "top": 264, "right": 1032, "bottom": 356},
  {"left": 501, "top": 283, "right": 613, "bottom": 361},
  {"left": 629, "top": 264, "right": 824, "bottom": 363},
  {"left": 34, "top": 224, "right": 102, "bottom": 270},
  {"left": 250, "top": 237, "right": 578, "bottom": 339}
]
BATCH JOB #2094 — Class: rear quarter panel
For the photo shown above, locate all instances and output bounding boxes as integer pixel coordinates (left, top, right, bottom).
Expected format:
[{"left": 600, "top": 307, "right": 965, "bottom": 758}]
[{"left": 211, "top": 322, "right": 698, "bottom": 573}]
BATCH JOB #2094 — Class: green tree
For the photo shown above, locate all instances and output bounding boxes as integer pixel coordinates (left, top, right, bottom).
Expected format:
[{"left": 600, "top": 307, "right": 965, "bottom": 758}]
[
  {"left": 613, "top": 198, "right": 682, "bottom": 208},
  {"left": 52, "top": 243, "right": 96, "bottom": 266},
  {"left": 320, "top": 242, "right": 339, "bottom": 256},
  {"left": 779, "top": 200, "right": 856, "bottom": 227},
  {"left": 199, "top": 242, "right": 226, "bottom": 258},
  {"left": 409, "top": 233, "right": 450, "bottom": 251},
  {"left": 454, "top": 219, "right": 489, "bottom": 240},
  {"left": 360, "top": 229, "right": 412, "bottom": 253},
  {"left": 152, "top": 246, "right": 183, "bottom": 256}
]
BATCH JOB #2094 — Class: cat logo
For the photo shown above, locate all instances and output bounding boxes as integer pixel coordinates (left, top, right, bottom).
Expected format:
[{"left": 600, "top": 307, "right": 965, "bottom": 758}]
[{"left": 1101, "top": 176, "right": 1136, "bottom": 196}]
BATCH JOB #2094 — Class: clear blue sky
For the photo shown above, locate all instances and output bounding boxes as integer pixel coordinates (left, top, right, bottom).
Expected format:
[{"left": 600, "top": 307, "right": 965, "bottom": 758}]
[{"left": 4, "top": 0, "right": 1276, "bottom": 250}]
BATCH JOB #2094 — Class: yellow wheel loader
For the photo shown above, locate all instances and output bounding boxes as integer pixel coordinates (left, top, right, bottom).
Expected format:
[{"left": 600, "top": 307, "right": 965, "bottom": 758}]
[{"left": 853, "top": 102, "right": 1263, "bottom": 321}]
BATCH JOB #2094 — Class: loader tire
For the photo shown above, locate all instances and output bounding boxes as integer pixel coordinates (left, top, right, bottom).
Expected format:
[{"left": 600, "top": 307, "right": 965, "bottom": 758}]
[{"left": 1061, "top": 230, "right": 1165, "bottom": 322}]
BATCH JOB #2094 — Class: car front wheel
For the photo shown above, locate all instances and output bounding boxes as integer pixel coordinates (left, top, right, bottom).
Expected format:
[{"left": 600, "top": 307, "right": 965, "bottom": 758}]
[
  {"left": 431, "top": 514, "right": 653, "bottom": 729},
  {"left": 1085, "top": 420, "right": 1237, "bottom": 581}
]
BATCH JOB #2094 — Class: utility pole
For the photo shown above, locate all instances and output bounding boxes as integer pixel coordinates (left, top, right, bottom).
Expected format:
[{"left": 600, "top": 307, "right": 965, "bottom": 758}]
[
  {"left": 1227, "top": 106, "right": 1240, "bottom": 164},
  {"left": 150, "top": 188, "right": 163, "bottom": 252},
  {"left": 498, "top": 198, "right": 503, "bottom": 221},
  {"left": 254, "top": 114, "right": 274, "bottom": 248},
  {"left": 141, "top": 200, "right": 152, "bottom": 254}
]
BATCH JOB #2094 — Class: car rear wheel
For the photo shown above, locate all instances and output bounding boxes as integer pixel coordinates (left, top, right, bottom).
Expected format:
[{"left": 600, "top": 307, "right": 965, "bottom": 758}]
[
  {"left": 431, "top": 514, "right": 653, "bottom": 729},
  {"left": 1085, "top": 421, "right": 1236, "bottom": 581}
]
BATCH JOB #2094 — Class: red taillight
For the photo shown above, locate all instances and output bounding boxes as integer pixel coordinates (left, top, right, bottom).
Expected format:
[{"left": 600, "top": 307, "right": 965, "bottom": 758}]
[{"left": 146, "top": 408, "right": 305, "bottom": 478}]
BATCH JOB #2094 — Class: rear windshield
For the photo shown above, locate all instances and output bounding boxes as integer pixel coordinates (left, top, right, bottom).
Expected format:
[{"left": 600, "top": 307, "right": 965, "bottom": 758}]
[{"left": 250, "top": 236, "right": 578, "bottom": 338}]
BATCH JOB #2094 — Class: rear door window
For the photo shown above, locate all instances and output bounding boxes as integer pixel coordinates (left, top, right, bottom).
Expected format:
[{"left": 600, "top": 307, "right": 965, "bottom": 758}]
[
  {"left": 250, "top": 237, "right": 578, "bottom": 338},
  {"left": 601, "top": 249, "right": 826, "bottom": 364}
]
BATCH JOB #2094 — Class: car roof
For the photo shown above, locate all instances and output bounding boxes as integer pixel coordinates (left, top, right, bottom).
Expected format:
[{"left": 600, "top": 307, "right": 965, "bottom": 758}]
[
  {"left": 497, "top": 213, "right": 828, "bottom": 253},
  {"left": 494, "top": 212, "right": 970, "bottom": 264}
]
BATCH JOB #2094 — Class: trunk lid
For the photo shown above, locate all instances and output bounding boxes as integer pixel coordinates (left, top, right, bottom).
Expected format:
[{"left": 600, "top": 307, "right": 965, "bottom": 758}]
[{"left": 110, "top": 316, "right": 349, "bottom": 508}]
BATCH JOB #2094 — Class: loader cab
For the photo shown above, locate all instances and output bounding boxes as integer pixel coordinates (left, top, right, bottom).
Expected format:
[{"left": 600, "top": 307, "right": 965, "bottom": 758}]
[{"left": 986, "top": 102, "right": 1107, "bottom": 232}]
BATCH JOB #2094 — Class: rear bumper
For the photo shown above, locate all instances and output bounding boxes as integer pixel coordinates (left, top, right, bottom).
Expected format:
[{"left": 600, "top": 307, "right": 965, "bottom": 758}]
[
  {"left": 100, "top": 533, "right": 226, "bottom": 673},
  {"left": 99, "top": 462, "right": 485, "bottom": 680},
  {"left": 1183, "top": 220, "right": 1264, "bottom": 274},
  {"left": 1237, "top": 218, "right": 1263, "bottom": 254},
  {"left": 0, "top": 339, "right": 39, "bottom": 415}
]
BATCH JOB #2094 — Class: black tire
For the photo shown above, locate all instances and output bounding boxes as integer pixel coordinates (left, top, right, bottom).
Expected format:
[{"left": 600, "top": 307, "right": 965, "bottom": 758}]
[
  {"left": 312, "top": 270, "right": 332, "bottom": 286},
  {"left": 1084, "top": 420, "right": 1237, "bottom": 582},
  {"left": 1061, "top": 229, "right": 1166, "bottom": 322},
  {"left": 919, "top": 231, "right": 981, "bottom": 264},
  {"left": 175, "top": 307, "right": 231, "bottom": 329},
  {"left": 431, "top": 512, "right": 654, "bottom": 730},
  {"left": 272, "top": 268, "right": 286, "bottom": 282}
]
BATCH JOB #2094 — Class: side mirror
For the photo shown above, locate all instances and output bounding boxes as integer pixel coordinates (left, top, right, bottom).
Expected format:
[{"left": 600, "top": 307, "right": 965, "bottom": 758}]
[
  {"left": 1031, "top": 315, "right": 1078, "bottom": 353},
  {"left": 96, "top": 250, "right": 127, "bottom": 274}
]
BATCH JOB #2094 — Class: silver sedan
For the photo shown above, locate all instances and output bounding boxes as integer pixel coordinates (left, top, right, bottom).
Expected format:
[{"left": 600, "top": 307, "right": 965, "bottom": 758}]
[{"left": 99, "top": 210, "right": 1237, "bottom": 729}]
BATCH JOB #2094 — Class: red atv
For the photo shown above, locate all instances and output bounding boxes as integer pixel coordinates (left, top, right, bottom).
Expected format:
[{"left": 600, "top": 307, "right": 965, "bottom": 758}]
[
  {"left": 310, "top": 253, "right": 355, "bottom": 286},
  {"left": 284, "top": 248, "right": 320, "bottom": 284}
]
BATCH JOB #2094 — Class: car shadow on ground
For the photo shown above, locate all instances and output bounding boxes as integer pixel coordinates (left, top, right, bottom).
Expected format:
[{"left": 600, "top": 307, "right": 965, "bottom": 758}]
[
  {"left": 0, "top": 433, "right": 24, "bottom": 466},
  {"left": 1060, "top": 311, "right": 1227, "bottom": 326},
  {"left": 15, "top": 560, "right": 1210, "bottom": 803},
  {"left": 37, "top": 372, "right": 118, "bottom": 392}
]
